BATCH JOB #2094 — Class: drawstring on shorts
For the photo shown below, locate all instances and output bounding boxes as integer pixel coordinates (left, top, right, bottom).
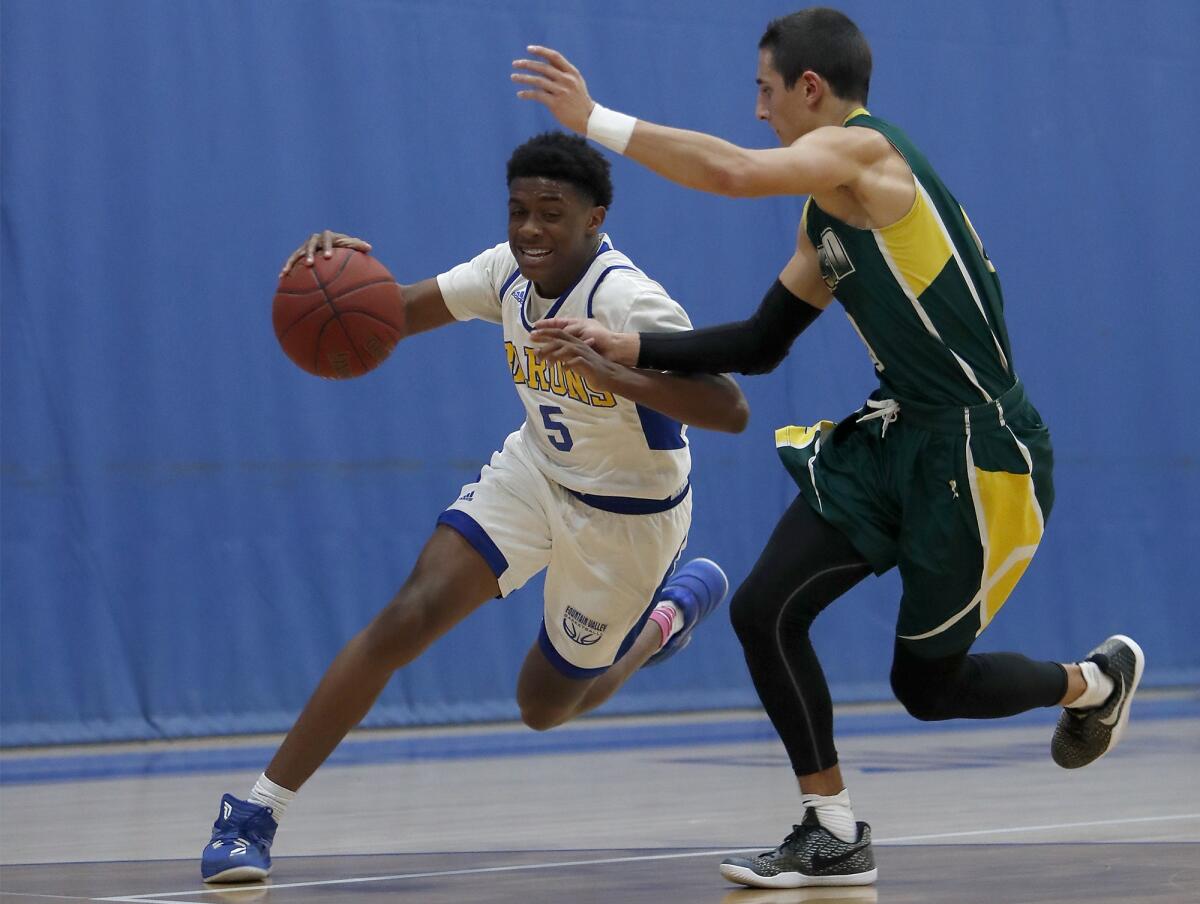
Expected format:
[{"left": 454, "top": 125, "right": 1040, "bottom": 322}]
[{"left": 857, "top": 397, "right": 900, "bottom": 437}]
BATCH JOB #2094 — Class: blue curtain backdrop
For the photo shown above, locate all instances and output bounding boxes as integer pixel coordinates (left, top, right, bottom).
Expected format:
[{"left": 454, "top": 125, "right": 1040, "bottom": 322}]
[{"left": 2, "top": 0, "right": 1197, "bottom": 745}]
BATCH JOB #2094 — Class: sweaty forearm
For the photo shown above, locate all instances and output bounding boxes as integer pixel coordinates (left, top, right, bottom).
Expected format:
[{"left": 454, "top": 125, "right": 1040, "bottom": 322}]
[
  {"left": 624, "top": 119, "right": 754, "bottom": 197},
  {"left": 608, "top": 369, "right": 748, "bottom": 434},
  {"left": 636, "top": 281, "right": 821, "bottom": 375}
]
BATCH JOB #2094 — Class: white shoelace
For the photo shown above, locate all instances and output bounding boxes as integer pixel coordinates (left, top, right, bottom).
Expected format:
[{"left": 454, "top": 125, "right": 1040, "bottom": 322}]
[{"left": 856, "top": 398, "right": 900, "bottom": 437}]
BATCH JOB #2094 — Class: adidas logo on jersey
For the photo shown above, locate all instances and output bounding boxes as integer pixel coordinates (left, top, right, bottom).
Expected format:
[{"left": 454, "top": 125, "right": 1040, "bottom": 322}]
[{"left": 458, "top": 490, "right": 475, "bottom": 502}]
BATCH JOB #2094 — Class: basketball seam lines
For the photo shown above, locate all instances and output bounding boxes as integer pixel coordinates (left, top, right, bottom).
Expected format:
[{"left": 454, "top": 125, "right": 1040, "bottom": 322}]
[
  {"left": 275, "top": 277, "right": 396, "bottom": 298},
  {"left": 312, "top": 250, "right": 370, "bottom": 375},
  {"left": 276, "top": 279, "right": 400, "bottom": 340}
]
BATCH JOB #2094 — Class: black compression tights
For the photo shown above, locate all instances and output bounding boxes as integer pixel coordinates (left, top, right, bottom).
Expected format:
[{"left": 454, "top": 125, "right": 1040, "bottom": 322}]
[{"left": 729, "top": 495, "right": 1068, "bottom": 777}]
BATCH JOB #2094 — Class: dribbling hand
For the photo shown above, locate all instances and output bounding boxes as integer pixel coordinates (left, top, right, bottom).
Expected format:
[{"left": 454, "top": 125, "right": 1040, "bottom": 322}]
[
  {"left": 511, "top": 46, "right": 595, "bottom": 134},
  {"left": 280, "top": 230, "right": 373, "bottom": 277}
]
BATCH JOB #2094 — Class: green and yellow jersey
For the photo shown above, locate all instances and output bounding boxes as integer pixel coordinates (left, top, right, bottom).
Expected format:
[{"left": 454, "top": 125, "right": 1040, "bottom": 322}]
[{"left": 803, "top": 108, "right": 1015, "bottom": 406}]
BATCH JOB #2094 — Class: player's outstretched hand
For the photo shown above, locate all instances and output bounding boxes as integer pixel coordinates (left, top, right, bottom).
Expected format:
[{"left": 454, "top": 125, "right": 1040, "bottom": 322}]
[
  {"left": 532, "top": 317, "right": 640, "bottom": 367},
  {"left": 280, "top": 230, "right": 373, "bottom": 277},
  {"left": 531, "top": 328, "right": 629, "bottom": 394},
  {"left": 511, "top": 46, "right": 594, "bottom": 134}
]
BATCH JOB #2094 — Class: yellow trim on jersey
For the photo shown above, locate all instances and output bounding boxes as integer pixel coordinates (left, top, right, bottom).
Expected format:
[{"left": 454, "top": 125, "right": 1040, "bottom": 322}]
[
  {"left": 970, "top": 465, "right": 1044, "bottom": 632},
  {"left": 800, "top": 197, "right": 812, "bottom": 236},
  {"left": 876, "top": 183, "right": 954, "bottom": 298},
  {"left": 843, "top": 106, "right": 870, "bottom": 123}
]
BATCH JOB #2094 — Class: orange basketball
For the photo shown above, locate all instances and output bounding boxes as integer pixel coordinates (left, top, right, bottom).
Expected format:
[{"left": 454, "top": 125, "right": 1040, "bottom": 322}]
[{"left": 272, "top": 248, "right": 405, "bottom": 379}]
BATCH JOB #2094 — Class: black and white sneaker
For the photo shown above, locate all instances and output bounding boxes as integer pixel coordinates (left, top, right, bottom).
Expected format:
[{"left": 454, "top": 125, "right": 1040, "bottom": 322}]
[
  {"left": 720, "top": 809, "right": 877, "bottom": 889},
  {"left": 1052, "top": 634, "right": 1145, "bottom": 769}
]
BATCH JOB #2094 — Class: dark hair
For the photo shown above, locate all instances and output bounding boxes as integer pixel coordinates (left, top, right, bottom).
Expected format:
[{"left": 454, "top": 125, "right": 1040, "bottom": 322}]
[
  {"left": 759, "top": 7, "right": 872, "bottom": 103},
  {"left": 506, "top": 131, "right": 613, "bottom": 208}
]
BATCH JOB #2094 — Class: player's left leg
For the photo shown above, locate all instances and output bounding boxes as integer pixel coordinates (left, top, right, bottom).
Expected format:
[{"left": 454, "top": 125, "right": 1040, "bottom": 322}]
[
  {"left": 516, "top": 557, "right": 728, "bottom": 730},
  {"left": 514, "top": 482, "right": 728, "bottom": 730},
  {"left": 890, "top": 414, "right": 1144, "bottom": 766},
  {"left": 517, "top": 556, "right": 729, "bottom": 728}
]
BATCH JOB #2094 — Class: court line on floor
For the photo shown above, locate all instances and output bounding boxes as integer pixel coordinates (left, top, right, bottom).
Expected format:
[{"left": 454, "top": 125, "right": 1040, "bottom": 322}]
[
  {"left": 9, "top": 696, "right": 1196, "bottom": 786},
  {"left": 95, "top": 812, "right": 1200, "bottom": 901}
]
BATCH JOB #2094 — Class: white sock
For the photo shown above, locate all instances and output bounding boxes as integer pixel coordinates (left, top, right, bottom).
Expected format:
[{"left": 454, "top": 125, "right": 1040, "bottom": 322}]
[
  {"left": 1066, "top": 660, "right": 1115, "bottom": 710},
  {"left": 248, "top": 772, "right": 296, "bottom": 824},
  {"left": 801, "top": 788, "right": 858, "bottom": 843}
]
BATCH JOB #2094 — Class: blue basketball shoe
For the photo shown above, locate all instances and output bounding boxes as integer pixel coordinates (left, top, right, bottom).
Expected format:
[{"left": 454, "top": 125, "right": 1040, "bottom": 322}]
[
  {"left": 646, "top": 557, "right": 729, "bottom": 666},
  {"left": 201, "top": 793, "right": 276, "bottom": 883}
]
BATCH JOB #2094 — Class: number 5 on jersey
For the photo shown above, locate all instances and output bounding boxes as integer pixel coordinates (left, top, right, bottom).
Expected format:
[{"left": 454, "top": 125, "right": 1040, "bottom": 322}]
[{"left": 540, "top": 405, "right": 574, "bottom": 451}]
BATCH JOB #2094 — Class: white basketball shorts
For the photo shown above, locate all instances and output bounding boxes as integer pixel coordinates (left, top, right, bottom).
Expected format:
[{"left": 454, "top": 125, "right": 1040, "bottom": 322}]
[{"left": 437, "top": 430, "right": 691, "bottom": 677}]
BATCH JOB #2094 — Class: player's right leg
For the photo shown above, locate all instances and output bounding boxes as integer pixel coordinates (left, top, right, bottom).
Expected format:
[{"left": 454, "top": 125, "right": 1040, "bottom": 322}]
[
  {"left": 720, "top": 494, "right": 878, "bottom": 889},
  {"left": 201, "top": 430, "right": 557, "bottom": 883},
  {"left": 201, "top": 524, "right": 500, "bottom": 883}
]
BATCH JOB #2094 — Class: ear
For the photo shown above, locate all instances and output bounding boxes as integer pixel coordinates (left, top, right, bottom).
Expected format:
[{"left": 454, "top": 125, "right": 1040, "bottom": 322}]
[
  {"left": 800, "top": 70, "right": 825, "bottom": 108},
  {"left": 587, "top": 206, "right": 607, "bottom": 233}
]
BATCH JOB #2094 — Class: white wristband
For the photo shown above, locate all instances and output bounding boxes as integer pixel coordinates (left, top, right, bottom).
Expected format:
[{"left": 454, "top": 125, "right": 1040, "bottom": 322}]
[{"left": 586, "top": 104, "right": 638, "bottom": 154}]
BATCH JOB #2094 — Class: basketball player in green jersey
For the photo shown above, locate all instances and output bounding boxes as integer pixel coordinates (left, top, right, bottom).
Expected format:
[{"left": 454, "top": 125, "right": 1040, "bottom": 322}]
[{"left": 514, "top": 7, "right": 1144, "bottom": 889}]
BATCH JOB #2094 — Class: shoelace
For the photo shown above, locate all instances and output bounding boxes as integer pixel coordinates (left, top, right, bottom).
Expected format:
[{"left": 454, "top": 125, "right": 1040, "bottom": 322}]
[
  {"left": 762, "top": 823, "right": 809, "bottom": 857},
  {"left": 856, "top": 398, "right": 899, "bottom": 438},
  {"left": 214, "top": 810, "right": 274, "bottom": 847}
]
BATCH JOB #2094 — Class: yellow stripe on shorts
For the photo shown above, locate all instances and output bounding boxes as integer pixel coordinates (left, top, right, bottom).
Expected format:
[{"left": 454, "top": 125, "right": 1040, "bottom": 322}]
[
  {"left": 900, "top": 434, "right": 1045, "bottom": 643},
  {"left": 970, "top": 464, "right": 1044, "bottom": 632},
  {"left": 775, "top": 421, "right": 835, "bottom": 449}
]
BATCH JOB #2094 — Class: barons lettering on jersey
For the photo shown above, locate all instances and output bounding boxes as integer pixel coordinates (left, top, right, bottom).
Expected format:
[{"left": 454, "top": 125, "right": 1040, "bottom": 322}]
[{"left": 505, "top": 341, "right": 617, "bottom": 408}]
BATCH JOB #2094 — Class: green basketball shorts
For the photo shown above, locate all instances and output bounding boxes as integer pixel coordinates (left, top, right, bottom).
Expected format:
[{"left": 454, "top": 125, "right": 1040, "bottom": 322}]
[{"left": 775, "top": 380, "right": 1054, "bottom": 658}]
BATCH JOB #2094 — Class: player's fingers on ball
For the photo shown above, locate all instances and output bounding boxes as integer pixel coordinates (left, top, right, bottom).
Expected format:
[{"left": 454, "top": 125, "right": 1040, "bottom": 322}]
[
  {"left": 321, "top": 229, "right": 335, "bottom": 259},
  {"left": 304, "top": 233, "right": 320, "bottom": 264}
]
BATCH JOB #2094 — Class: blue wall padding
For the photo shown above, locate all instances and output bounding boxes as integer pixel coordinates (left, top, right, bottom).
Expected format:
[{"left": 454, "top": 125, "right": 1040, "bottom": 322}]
[{"left": 2, "top": 0, "right": 1197, "bottom": 744}]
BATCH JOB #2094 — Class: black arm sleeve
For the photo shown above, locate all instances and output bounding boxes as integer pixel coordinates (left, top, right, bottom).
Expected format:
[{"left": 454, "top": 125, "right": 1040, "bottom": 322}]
[{"left": 636, "top": 280, "right": 821, "bottom": 375}]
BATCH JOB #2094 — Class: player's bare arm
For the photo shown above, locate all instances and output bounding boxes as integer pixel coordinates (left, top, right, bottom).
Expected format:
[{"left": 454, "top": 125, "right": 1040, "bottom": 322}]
[
  {"left": 533, "top": 329, "right": 748, "bottom": 434},
  {"left": 514, "top": 46, "right": 870, "bottom": 200},
  {"left": 394, "top": 278, "right": 457, "bottom": 337}
]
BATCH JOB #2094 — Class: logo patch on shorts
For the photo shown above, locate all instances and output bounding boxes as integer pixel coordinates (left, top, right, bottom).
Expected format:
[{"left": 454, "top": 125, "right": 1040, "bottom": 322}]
[{"left": 562, "top": 606, "right": 607, "bottom": 646}]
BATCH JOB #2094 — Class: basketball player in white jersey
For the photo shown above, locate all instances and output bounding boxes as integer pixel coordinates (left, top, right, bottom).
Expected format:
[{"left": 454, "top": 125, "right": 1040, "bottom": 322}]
[{"left": 200, "top": 132, "right": 749, "bottom": 883}]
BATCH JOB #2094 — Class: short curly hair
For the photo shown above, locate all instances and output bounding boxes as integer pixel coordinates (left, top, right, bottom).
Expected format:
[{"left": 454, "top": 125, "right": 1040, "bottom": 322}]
[{"left": 506, "top": 132, "right": 613, "bottom": 208}]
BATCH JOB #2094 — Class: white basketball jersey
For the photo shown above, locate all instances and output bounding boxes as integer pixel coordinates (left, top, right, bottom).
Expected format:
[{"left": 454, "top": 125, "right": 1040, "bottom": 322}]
[{"left": 436, "top": 235, "right": 692, "bottom": 500}]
